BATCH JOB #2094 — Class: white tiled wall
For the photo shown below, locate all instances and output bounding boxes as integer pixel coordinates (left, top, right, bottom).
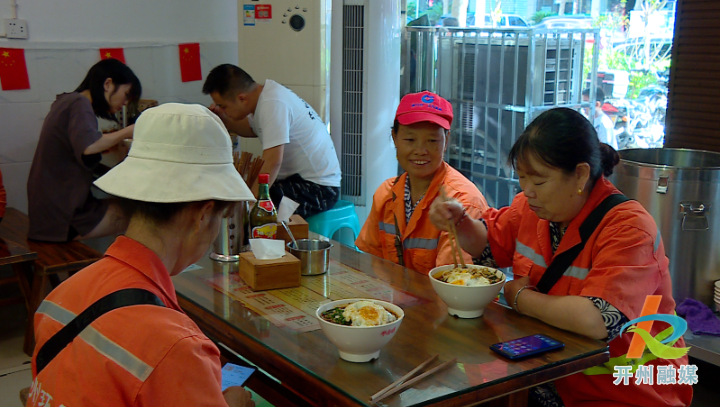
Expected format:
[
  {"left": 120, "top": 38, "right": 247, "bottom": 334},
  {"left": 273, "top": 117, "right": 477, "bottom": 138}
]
[{"left": 0, "top": 41, "right": 239, "bottom": 213}]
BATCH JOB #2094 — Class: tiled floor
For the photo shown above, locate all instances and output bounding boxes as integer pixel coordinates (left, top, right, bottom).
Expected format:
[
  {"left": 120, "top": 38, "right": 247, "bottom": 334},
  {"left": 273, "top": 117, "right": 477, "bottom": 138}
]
[
  {"left": 0, "top": 302, "right": 32, "bottom": 407},
  {"left": 1, "top": 289, "right": 719, "bottom": 406}
]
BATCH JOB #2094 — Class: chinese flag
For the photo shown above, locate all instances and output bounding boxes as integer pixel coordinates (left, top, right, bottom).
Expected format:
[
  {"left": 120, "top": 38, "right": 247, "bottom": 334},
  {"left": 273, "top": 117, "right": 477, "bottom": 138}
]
[
  {"left": 178, "top": 43, "right": 202, "bottom": 82},
  {"left": 0, "top": 48, "right": 30, "bottom": 91},
  {"left": 99, "top": 48, "right": 126, "bottom": 64}
]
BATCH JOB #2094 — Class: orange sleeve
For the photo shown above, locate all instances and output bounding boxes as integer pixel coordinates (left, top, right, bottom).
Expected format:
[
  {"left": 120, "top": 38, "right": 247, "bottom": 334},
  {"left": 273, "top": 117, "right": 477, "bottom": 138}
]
[
  {"left": 483, "top": 194, "right": 524, "bottom": 269},
  {"left": 578, "top": 223, "right": 662, "bottom": 321},
  {"left": 136, "top": 335, "right": 227, "bottom": 407},
  {"left": 355, "top": 195, "right": 384, "bottom": 258}
]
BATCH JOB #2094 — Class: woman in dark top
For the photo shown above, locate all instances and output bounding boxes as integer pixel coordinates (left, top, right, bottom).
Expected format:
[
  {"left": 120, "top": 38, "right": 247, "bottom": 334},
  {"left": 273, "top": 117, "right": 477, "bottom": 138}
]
[{"left": 27, "top": 59, "right": 141, "bottom": 242}]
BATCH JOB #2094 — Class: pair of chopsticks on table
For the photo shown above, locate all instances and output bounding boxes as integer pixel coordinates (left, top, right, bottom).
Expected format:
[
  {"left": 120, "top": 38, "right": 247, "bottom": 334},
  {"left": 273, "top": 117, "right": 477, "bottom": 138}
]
[
  {"left": 440, "top": 186, "right": 467, "bottom": 269},
  {"left": 370, "top": 354, "right": 457, "bottom": 403}
]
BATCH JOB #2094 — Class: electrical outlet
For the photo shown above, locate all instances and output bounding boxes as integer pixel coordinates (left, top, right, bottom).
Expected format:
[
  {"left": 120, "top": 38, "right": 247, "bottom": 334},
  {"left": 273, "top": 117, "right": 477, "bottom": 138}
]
[{"left": 4, "top": 19, "right": 28, "bottom": 39}]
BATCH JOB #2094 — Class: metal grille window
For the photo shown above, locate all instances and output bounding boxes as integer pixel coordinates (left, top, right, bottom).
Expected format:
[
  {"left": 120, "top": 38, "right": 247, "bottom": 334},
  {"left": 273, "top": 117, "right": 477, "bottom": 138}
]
[
  {"left": 340, "top": 5, "right": 364, "bottom": 204},
  {"left": 402, "top": 27, "right": 600, "bottom": 208}
]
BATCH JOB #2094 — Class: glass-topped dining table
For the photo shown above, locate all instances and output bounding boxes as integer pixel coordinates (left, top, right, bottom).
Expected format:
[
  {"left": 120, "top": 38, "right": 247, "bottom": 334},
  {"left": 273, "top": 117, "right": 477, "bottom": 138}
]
[{"left": 172, "top": 237, "right": 609, "bottom": 407}]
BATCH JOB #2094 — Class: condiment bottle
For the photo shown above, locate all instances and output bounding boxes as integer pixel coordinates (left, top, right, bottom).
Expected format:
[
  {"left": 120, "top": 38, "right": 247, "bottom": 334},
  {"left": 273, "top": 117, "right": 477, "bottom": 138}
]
[{"left": 249, "top": 173, "right": 278, "bottom": 239}]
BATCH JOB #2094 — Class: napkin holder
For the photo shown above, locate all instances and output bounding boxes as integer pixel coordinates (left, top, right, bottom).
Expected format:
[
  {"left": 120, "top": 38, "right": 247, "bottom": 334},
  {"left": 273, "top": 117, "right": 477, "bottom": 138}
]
[
  {"left": 238, "top": 251, "right": 301, "bottom": 291},
  {"left": 276, "top": 215, "right": 309, "bottom": 245}
]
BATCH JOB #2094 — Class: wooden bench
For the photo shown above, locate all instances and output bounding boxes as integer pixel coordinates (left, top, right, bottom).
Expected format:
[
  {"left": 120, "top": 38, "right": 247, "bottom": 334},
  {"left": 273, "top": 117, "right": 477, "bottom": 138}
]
[{"left": 1, "top": 208, "right": 103, "bottom": 356}]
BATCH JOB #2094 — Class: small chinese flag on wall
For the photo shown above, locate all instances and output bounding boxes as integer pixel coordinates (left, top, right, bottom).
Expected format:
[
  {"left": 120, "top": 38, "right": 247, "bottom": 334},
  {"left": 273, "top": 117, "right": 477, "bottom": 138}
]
[
  {"left": 99, "top": 48, "right": 126, "bottom": 64},
  {"left": 0, "top": 48, "right": 30, "bottom": 91},
  {"left": 178, "top": 43, "right": 202, "bottom": 82}
]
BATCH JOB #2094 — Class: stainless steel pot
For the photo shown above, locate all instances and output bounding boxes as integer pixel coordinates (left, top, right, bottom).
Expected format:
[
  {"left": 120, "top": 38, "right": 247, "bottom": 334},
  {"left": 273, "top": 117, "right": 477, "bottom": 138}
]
[
  {"left": 287, "top": 239, "right": 332, "bottom": 276},
  {"left": 610, "top": 148, "right": 720, "bottom": 306}
]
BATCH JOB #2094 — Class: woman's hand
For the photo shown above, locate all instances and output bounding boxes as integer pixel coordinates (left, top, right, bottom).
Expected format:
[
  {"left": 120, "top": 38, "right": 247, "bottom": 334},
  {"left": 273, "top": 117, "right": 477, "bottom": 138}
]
[
  {"left": 429, "top": 197, "right": 465, "bottom": 232},
  {"left": 223, "top": 386, "right": 255, "bottom": 407},
  {"left": 503, "top": 276, "right": 531, "bottom": 312}
]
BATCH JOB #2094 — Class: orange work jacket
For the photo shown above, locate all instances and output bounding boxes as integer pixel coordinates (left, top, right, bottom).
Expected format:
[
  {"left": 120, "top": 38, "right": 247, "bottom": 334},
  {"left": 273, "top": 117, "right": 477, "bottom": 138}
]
[
  {"left": 27, "top": 236, "right": 228, "bottom": 407},
  {"left": 356, "top": 162, "right": 488, "bottom": 274},
  {"left": 483, "top": 177, "right": 692, "bottom": 407}
]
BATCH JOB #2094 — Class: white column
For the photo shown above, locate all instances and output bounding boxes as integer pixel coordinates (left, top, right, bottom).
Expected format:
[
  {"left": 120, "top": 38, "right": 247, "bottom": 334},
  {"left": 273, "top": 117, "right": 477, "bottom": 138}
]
[
  {"left": 452, "top": 0, "right": 469, "bottom": 27},
  {"left": 591, "top": 0, "right": 602, "bottom": 17},
  {"left": 474, "top": 0, "right": 486, "bottom": 25}
]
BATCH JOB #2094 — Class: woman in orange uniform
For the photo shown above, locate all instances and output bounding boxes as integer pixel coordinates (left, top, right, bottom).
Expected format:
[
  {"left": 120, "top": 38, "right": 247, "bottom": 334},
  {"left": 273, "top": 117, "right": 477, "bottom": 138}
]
[
  {"left": 356, "top": 91, "right": 488, "bottom": 275},
  {"left": 28, "top": 104, "right": 255, "bottom": 407},
  {"left": 430, "top": 108, "right": 692, "bottom": 406}
]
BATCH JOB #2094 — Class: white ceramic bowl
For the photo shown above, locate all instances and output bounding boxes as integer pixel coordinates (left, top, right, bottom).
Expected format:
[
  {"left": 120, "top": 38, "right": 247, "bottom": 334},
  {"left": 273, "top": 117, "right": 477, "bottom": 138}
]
[
  {"left": 429, "top": 264, "right": 506, "bottom": 318},
  {"left": 316, "top": 299, "right": 404, "bottom": 363}
]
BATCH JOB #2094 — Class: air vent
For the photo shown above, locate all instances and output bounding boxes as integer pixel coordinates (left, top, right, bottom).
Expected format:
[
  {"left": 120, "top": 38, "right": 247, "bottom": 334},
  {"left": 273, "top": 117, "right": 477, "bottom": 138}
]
[{"left": 340, "top": 4, "right": 364, "bottom": 205}]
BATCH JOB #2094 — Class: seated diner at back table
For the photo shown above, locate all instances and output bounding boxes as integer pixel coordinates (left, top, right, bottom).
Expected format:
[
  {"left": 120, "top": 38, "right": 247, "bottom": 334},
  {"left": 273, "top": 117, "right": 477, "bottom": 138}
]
[{"left": 356, "top": 91, "right": 488, "bottom": 275}]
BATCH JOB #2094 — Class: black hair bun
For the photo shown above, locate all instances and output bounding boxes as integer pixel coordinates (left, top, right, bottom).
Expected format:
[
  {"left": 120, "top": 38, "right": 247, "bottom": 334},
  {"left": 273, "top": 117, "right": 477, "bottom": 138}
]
[{"left": 599, "top": 143, "right": 620, "bottom": 177}]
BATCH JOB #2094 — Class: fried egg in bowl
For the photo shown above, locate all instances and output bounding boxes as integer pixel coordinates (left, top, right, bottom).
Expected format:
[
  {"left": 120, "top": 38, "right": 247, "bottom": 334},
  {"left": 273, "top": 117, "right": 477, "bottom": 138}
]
[
  {"left": 429, "top": 264, "right": 506, "bottom": 318},
  {"left": 316, "top": 299, "right": 404, "bottom": 362}
]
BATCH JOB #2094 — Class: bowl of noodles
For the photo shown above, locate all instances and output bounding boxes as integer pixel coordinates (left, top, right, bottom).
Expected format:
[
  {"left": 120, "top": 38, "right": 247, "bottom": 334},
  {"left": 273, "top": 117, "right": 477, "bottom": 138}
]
[
  {"left": 429, "top": 264, "right": 506, "bottom": 318},
  {"left": 316, "top": 298, "right": 404, "bottom": 362}
]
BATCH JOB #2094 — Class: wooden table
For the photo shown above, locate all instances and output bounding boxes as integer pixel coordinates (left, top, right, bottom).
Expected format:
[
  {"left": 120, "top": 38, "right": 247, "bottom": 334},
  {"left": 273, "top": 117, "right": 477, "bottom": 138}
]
[
  {"left": 173, "top": 239, "right": 609, "bottom": 407},
  {"left": 0, "top": 208, "right": 37, "bottom": 309}
]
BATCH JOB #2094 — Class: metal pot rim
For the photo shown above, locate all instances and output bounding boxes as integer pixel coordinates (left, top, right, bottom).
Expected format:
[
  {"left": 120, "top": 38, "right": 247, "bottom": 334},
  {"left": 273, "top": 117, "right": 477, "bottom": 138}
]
[
  {"left": 286, "top": 239, "right": 333, "bottom": 252},
  {"left": 619, "top": 148, "right": 720, "bottom": 170}
]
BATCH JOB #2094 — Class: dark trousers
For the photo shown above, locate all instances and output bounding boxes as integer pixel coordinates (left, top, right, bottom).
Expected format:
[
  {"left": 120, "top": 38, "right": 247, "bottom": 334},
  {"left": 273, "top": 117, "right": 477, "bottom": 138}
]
[{"left": 270, "top": 174, "right": 340, "bottom": 219}]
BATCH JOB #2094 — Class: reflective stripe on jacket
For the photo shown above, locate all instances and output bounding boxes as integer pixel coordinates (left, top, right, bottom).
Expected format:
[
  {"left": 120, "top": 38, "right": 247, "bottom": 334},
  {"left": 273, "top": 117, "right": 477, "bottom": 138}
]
[
  {"left": 483, "top": 177, "right": 692, "bottom": 407},
  {"left": 28, "top": 236, "right": 227, "bottom": 407},
  {"left": 356, "top": 162, "right": 488, "bottom": 274}
]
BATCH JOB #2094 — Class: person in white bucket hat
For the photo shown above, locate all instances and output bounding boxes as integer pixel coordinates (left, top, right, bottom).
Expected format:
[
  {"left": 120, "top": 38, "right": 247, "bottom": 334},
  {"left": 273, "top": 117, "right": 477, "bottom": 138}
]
[{"left": 27, "top": 103, "right": 257, "bottom": 407}]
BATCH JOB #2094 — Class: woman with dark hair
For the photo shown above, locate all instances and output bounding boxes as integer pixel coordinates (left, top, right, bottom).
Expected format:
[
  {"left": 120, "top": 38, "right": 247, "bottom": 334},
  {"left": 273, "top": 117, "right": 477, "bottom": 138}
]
[
  {"left": 27, "top": 58, "right": 142, "bottom": 242},
  {"left": 28, "top": 103, "right": 256, "bottom": 407},
  {"left": 430, "top": 108, "right": 692, "bottom": 406}
]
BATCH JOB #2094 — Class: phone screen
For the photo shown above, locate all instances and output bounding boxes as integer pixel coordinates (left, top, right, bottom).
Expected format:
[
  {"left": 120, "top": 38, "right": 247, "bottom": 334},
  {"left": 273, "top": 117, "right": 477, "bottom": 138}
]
[{"left": 490, "top": 334, "right": 564, "bottom": 360}]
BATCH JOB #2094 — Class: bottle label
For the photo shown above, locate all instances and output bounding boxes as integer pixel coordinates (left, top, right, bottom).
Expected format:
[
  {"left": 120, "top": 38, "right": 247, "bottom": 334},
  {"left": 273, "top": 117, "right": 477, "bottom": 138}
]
[
  {"left": 257, "top": 200, "right": 275, "bottom": 214},
  {"left": 252, "top": 223, "right": 277, "bottom": 239}
]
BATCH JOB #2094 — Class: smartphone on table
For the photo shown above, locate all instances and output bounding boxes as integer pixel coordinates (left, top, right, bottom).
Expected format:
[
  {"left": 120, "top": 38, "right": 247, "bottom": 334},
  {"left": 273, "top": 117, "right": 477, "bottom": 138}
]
[{"left": 490, "top": 334, "right": 564, "bottom": 360}]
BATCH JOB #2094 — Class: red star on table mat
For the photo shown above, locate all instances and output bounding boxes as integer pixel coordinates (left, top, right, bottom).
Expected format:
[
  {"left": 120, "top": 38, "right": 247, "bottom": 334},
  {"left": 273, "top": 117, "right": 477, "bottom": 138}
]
[
  {"left": 99, "top": 48, "right": 126, "bottom": 64},
  {"left": 178, "top": 43, "right": 202, "bottom": 82},
  {"left": 0, "top": 48, "right": 30, "bottom": 91}
]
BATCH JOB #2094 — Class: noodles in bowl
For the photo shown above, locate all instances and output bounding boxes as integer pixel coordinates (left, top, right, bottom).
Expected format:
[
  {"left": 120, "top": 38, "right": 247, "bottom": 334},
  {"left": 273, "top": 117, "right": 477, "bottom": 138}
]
[
  {"left": 316, "top": 299, "right": 404, "bottom": 363},
  {"left": 434, "top": 266, "right": 504, "bottom": 286},
  {"left": 429, "top": 265, "right": 506, "bottom": 318},
  {"left": 320, "top": 300, "right": 399, "bottom": 327}
]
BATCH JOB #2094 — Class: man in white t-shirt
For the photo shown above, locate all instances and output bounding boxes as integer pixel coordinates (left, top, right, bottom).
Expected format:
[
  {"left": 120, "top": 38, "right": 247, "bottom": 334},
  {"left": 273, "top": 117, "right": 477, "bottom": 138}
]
[
  {"left": 203, "top": 64, "right": 341, "bottom": 218},
  {"left": 582, "top": 87, "right": 618, "bottom": 150}
]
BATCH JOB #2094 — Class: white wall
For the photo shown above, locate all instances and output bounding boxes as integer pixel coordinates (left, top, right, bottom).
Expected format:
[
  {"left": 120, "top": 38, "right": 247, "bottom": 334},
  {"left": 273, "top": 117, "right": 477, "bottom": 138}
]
[{"left": 0, "top": 0, "right": 239, "bottom": 212}]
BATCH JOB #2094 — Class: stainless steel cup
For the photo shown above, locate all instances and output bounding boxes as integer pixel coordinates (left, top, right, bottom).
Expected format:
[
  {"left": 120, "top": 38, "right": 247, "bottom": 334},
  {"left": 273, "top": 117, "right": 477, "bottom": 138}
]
[
  {"left": 210, "top": 202, "right": 248, "bottom": 262},
  {"left": 286, "top": 239, "right": 332, "bottom": 276}
]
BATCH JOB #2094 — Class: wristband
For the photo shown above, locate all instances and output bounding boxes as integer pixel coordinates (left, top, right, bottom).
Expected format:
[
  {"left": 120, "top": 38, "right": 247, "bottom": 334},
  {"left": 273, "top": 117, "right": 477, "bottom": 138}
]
[{"left": 513, "top": 285, "right": 538, "bottom": 314}]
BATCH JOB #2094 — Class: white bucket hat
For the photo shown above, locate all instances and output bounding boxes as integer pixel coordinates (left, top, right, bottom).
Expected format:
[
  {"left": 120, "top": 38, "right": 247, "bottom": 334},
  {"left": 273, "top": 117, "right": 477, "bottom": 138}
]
[{"left": 95, "top": 103, "right": 255, "bottom": 203}]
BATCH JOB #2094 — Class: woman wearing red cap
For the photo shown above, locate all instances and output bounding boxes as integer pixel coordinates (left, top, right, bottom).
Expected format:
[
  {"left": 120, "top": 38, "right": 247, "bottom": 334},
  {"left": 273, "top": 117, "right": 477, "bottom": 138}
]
[{"left": 355, "top": 92, "right": 488, "bottom": 275}]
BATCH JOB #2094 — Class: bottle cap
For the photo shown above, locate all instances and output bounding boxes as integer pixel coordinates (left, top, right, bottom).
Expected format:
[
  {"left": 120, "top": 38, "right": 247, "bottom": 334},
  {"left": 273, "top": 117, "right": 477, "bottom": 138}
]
[{"left": 259, "top": 173, "right": 270, "bottom": 184}]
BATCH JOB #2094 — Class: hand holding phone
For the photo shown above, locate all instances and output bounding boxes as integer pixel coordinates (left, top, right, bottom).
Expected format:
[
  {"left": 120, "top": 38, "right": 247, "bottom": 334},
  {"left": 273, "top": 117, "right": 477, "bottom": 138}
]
[
  {"left": 221, "top": 363, "right": 255, "bottom": 391},
  {"left": 490, "top": 334, "right": 564, "bottom": 360}
]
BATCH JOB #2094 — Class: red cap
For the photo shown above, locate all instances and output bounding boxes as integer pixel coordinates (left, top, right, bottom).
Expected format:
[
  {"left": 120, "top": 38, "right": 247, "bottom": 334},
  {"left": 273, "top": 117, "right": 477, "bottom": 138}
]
[
  {"left": 395, "top": 91, "right": 453, "bottom": 130},
  {"left": 259, "top": 173, "right": 269, "bottom": 184}
]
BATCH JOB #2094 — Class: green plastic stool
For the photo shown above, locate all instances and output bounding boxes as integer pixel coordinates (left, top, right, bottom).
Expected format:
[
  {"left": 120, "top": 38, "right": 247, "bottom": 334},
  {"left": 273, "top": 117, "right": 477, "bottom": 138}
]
[{"left": 305, "top": 200, "right": 361, "bottom": 249}]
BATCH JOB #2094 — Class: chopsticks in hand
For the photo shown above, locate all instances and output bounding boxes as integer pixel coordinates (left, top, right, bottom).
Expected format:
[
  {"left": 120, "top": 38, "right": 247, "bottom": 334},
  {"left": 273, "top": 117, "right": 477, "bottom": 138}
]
[
  {"left": 370, "top": 355, "right": 457, "bottom": 403},
  {"left": 439, "top": 186, "right": 467, "bottom": 269}
]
